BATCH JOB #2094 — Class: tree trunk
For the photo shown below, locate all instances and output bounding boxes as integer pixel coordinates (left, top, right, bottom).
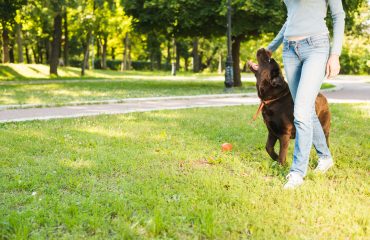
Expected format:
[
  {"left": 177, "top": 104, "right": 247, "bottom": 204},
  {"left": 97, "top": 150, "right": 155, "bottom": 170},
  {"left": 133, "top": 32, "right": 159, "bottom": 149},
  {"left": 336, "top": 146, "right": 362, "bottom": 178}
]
[
  {"left": 128, "top": 39, "right": 131, "bottom": 70},
  {"left": 81, "top": 31, "right": 91, "bottom": 76},
  {"left": 2, "top": 25, "right": 10, "bottom": 63},
  {"left": 184, "top": 57, "right": 189, "bottom": 72},
  {"left": 171, "top": 37, "right": 176, "bottom": 76},
  {"left": 232, "top": 35, "right": 243, "bottom": 87},
  {"left": 0, "top": 36, "right": 2, "bottom": 62},
  {"left": 111, "top": 47, "right": 115, "bottom": 60},
  {"left": 192, "top": 37, "right": 200, "bottom": 73},
  {"left": 205, "top": 46, "right": 219, "bottom": 69},
  {"left": 50, "top": 13, "right": 62, "bottom": 75},
  {"left": 63, "top": 10, "right": 69, "bottom": 66},
  {"left": 121, "top": 32, "right": 129, "bottom": 71},
  {"left": 9, "top": 44, "right": 14, "bottom": 63},
  {"left": 16, "top": 24, "right": 24, "bottom": 63},
  {"left": 176, "top": 43, "right": 180, "bottom": 71},
  {"left": 25, "top": 45, "right": 31, "bottom": 63},
  {"left": 199, "top": 52, "right": 204, "bottom": 71},
  {"left": 157, "top": 39, "right": 162, "bottom": 70},
  {"left": 36, "top": 42, "right": 43, "bottom": 63},
  {"left": 32, "top": 47, "right": 38, "bottom": 63},
  {"left": 91, "top": 35, "right": 94, "bottom": 69},
  {"left": 96, "top": 38, "right": 101, "bottom": 58},
  {"left": 218, "top": 53, "right": 222, "bottom": 74},
  {"left": 45, "top": 39, "right": 51, "bottom": 64},
  {"left": 166, "top": 40, "right": 171, "bottom": 66},
  {"left": 102, "top": 35, "right": 107, "bottom": 69},
  {"left": 157, "top": 54, "right": 162, "bottom": 70}
]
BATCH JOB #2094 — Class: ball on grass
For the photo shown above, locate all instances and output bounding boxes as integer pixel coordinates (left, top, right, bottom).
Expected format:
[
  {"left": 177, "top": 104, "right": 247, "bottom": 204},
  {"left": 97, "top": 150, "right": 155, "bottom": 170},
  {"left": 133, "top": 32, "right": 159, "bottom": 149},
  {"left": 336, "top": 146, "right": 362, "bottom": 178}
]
[{"left": 221, "top": 143, "right": 233, "bottom": 152}]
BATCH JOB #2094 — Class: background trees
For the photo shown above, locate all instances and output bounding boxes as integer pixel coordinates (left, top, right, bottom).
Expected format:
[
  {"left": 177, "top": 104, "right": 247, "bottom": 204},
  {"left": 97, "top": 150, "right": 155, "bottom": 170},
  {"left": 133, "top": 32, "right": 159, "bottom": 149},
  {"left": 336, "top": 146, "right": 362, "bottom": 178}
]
[
  {"left": 0, "top": 0, "right": 27, "bottom": 63},
  {"left": 0, "top": 0, "right": 368, "bottom": 79}
]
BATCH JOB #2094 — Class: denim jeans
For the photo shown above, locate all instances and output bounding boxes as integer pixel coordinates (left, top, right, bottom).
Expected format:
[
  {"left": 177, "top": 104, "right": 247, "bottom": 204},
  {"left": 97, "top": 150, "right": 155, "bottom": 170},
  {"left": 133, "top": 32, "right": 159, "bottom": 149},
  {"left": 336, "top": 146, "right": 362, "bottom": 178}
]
[{"left": 282, "top": 34, "right": 333, "bottom": 177}]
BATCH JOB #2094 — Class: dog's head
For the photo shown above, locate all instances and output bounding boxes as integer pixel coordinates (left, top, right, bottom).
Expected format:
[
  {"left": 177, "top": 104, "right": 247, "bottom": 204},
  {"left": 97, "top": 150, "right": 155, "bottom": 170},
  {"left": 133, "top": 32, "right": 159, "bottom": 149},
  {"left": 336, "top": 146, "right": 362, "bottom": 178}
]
[{"left": 248, "top": 48, "right": 287, "bottom": 98}]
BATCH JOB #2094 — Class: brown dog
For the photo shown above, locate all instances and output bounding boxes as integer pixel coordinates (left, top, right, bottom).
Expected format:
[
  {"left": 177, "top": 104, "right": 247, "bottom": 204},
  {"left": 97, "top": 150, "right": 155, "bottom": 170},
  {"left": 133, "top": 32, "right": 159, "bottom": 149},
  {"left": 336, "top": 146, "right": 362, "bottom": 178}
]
[{"left": 248, "top": 48, "right": 331, "bottom": 165}]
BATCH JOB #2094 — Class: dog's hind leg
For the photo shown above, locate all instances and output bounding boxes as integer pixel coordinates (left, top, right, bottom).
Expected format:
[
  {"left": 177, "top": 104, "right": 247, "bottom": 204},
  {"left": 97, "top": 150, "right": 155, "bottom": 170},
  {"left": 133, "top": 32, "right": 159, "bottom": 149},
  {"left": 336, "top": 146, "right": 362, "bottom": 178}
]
[
  {"left": 278, "top": 135, "right": 291, "bottom": 165},
  {"left": 325, "top": 132, "right": 330, "bottom": 147},
  {"left": 266, "top": 132, "right": 278, "bottom": 161}
]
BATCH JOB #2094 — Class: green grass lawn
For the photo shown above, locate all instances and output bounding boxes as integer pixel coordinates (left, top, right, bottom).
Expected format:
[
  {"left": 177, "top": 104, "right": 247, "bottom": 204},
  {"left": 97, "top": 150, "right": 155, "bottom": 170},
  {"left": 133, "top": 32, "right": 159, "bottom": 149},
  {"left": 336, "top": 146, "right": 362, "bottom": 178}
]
[
  {"left": 0, "top": 63, "right": 335, "bottom": 107},
  {"left": 0, "top": 80, "right": 334, "bottom": 108},
  {"left": 0, "top": 104, "right": 368, "bottom": 239},
  {"left": 0, "top": 80, "right": 257, "bottom": 106},
  {"left": 0, "top": 64, "right": 226, "bottom": 81}
]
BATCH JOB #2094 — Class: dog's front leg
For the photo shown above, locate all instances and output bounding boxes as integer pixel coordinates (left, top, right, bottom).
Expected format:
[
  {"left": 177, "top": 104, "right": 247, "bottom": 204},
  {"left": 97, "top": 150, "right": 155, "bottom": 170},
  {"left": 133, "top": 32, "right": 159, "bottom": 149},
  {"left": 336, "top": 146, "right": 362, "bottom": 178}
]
[
  {"left": 278, "top": 135, "right": 290, "bottom": 165},
  {"left": 266, "top": 132, "right": 278, "bottom": 161}
]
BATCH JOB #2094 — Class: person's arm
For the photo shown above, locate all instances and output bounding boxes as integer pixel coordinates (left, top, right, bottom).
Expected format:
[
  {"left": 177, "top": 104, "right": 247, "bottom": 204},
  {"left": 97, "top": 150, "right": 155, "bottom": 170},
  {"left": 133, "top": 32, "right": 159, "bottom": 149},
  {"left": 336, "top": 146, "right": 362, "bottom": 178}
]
[
  {"left": 328, "top": 0, "right": 346, "bottom": 56},
  {"left": 266, "top": 21, "right": 287, "bottom": 52},
  {"left": 325, "top": 0, "right": 346, "bottom": 78}
]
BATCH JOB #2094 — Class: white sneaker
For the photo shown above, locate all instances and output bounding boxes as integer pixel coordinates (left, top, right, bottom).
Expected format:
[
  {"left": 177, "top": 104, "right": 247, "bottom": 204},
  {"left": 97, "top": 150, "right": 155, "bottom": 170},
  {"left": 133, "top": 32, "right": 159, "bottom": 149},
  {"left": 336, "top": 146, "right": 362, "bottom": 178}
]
[
  {"left": 283, "top": 172, "right": 304, "bottom": 189},
  {"left": 314, "top": 157, "right": 334, "bottom": 173}
]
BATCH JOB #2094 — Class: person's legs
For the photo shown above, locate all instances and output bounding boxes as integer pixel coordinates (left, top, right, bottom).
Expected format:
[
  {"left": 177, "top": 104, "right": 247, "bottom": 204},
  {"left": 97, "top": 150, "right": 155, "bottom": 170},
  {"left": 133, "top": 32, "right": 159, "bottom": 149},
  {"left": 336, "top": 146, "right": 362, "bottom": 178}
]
[
  {"left": 282, "top": 41, "right": 302, "bottom": 100},
  {"left": 312, "top": 106, "right": 332, "bottom": 160},
  {"left": 283, "top": 40, "right": 332, "bottom": 162},
  {"left": 289, "top": 36, "right": 330, "bottom": 177}
]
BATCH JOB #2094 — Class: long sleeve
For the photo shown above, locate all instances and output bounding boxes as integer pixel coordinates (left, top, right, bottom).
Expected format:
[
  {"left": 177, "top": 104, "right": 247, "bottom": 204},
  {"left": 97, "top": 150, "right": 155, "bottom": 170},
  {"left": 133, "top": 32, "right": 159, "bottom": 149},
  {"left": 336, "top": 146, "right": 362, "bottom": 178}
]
[
  {"left": 266, "top": 21, "right": 287, "bottom": 52},
  {"left": 328, "top": 0, "right": 346, "bottom": 55}
]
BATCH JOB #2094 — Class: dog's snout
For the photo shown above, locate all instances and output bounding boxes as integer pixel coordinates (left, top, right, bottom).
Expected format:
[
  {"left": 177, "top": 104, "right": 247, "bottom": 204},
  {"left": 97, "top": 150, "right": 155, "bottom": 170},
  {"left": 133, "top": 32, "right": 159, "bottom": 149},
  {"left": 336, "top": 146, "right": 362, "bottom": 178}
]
[{"left": 257, "top": 48, "right": 271, "bottom": 63}]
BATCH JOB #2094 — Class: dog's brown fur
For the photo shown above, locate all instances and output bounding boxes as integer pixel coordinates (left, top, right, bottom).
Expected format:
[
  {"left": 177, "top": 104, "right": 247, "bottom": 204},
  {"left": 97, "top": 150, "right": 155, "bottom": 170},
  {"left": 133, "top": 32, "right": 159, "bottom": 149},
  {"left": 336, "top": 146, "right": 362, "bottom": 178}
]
[{"left": 248, "top": 48, "right": 331, "bottom": 165}]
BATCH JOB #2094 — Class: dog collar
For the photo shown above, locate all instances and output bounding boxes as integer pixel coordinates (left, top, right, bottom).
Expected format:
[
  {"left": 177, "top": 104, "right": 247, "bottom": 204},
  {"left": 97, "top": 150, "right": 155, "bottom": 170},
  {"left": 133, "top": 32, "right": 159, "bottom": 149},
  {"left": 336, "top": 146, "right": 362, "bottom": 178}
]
[{"left": 252, "top": 90, "right": 290, "bottom": 121}]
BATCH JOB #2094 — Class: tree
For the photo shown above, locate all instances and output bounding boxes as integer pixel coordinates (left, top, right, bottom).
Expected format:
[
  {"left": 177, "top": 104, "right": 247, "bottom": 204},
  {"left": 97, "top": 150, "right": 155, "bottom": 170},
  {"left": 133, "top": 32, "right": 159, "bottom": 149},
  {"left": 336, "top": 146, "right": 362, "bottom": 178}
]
[
  {"left": 108, "top": 0, "right": 131, "bottom": 71},
  {"left": 0, "top": 0, "right": 27, "bottom": 63},
  {"left": 123, "top": 0, "right": 204, "bottom": 75},
  {"left": 20, "top": 0, "right": 53, "bottom": 64},
  {"left": 47, "top": 0, "right": 67, "bottom": 75},
  {"left": 94, "top": 0, "right": 115, "bottom": 69}
]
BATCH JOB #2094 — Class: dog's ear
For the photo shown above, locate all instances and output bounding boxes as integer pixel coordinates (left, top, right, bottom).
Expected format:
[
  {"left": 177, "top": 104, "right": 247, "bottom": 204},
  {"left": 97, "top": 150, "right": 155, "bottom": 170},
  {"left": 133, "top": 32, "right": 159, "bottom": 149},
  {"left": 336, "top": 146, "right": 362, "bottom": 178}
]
[{"left": 247, "top": 60, "right": 258, "bottom": 74}]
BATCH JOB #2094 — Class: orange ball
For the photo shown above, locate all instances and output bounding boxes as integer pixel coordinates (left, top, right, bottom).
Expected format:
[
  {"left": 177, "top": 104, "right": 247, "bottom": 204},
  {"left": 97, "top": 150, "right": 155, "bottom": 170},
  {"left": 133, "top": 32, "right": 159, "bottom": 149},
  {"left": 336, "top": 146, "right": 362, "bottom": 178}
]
[{"left": 221, "top": 143, "right": 233, "bottom": 152}]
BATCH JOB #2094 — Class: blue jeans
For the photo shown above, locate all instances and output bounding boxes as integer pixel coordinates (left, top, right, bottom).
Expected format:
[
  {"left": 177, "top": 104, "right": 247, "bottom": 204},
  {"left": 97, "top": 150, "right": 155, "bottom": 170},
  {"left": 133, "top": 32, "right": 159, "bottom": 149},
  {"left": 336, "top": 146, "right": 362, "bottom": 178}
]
[{"left": 282, "top": 34, "right": 332, "bottom": 177}]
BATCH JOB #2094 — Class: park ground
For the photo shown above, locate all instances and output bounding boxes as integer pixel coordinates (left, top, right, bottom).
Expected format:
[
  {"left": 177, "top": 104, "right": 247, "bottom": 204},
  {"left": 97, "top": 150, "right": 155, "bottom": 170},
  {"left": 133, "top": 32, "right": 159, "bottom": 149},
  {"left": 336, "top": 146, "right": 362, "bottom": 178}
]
[
  {"left": 0, "top": 64, "right": 334, "bottom": 108},
  {"left": 0, "top": 65, "right": 369, "bottom": 239}
]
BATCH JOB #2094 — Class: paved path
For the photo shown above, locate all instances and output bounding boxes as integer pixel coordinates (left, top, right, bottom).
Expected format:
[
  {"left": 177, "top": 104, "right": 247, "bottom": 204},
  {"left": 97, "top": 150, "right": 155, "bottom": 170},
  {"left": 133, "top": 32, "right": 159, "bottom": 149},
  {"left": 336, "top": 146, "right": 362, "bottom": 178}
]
[
  {"left": 324, "top": 77, "right": 370, "bottom": 101},
  {"left": 0, "top": 96, "right": 260, "bottom": 123},
  {"left": 0, "top": 76, "right": 368, "bottom": 123}
]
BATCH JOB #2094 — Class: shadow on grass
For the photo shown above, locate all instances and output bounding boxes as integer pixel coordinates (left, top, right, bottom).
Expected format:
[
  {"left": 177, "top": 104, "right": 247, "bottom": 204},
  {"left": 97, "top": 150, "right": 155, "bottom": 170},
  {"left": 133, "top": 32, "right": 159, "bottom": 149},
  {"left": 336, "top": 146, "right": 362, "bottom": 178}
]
[{"left": 0, "top": 65, "right": 26, "bottom": 80}]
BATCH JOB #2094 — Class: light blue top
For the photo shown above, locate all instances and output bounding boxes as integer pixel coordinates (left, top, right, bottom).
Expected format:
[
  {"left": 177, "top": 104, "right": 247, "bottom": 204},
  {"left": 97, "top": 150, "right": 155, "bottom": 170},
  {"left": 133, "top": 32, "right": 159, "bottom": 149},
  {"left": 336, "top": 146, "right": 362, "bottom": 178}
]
[{"left": 267, "top": 0, "right": 345, "bottom": 55}]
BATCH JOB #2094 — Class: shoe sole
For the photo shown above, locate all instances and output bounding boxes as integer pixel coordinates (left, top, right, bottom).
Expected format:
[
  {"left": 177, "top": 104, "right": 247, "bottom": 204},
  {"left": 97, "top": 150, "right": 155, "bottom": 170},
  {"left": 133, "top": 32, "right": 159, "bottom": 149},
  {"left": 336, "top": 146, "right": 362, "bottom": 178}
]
[{"left": 314, "top": 162, "right": 334, "bottom": 173}]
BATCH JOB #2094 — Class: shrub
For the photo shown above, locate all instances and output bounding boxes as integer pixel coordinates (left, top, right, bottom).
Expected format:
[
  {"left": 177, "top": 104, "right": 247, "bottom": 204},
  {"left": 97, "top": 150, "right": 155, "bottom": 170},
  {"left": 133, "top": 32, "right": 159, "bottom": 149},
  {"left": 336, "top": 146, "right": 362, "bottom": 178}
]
[{"left": 339, "top": 36, "right": 370, "bottom": 75}]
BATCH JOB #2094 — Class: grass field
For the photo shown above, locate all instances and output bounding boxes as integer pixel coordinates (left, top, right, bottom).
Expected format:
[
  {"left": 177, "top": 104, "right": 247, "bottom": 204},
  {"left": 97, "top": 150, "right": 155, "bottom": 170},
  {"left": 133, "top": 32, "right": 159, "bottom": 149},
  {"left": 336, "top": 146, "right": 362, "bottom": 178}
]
[
  {"left": 0, "top": 64, "right": 335, "bottom": 107},
  {"left": 0, "top": 64, "right": 225, "bottom": 81},
  {"left": 0, "top": 81, "right": 334, "bottom": 107},
  {"left": 0, "top": 104, "right": 369, "bottom": 239},
  {"left": 0, "top": 80, "right": 257, "bottom": 106}
]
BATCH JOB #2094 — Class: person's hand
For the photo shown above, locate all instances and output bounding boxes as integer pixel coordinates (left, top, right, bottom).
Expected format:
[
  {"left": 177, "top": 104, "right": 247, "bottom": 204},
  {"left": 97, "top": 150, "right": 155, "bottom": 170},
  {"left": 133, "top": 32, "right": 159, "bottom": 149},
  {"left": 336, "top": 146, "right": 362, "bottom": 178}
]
[
  {"left": 325, "top": 54, "right": 340, "bottom": 79},
  {"left": 247, "top": 60, "right": 259, "bottom": 71}
]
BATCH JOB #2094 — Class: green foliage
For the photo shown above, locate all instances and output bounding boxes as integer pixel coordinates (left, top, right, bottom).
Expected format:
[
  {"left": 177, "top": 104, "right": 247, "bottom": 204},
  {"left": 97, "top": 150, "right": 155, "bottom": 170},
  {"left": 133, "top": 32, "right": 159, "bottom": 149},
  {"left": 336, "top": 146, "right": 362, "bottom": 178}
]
[
  {"left": 0, "top": 0, "right": 26, "bottom": 26},
  {"left": 341, "top": 0, "right": 369, "bottom": 35},
  {"left": 228, "top": 0, "right": 285, "bottom": 38},
  {"left": 0, "top": 0, "right": 368, "bottom": 74},
  {"left": 0, "top": 104, "right": 369, "bottom": 238},
  {"left": 340, "top": 35, "right": 370, "bottom": 74}
]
